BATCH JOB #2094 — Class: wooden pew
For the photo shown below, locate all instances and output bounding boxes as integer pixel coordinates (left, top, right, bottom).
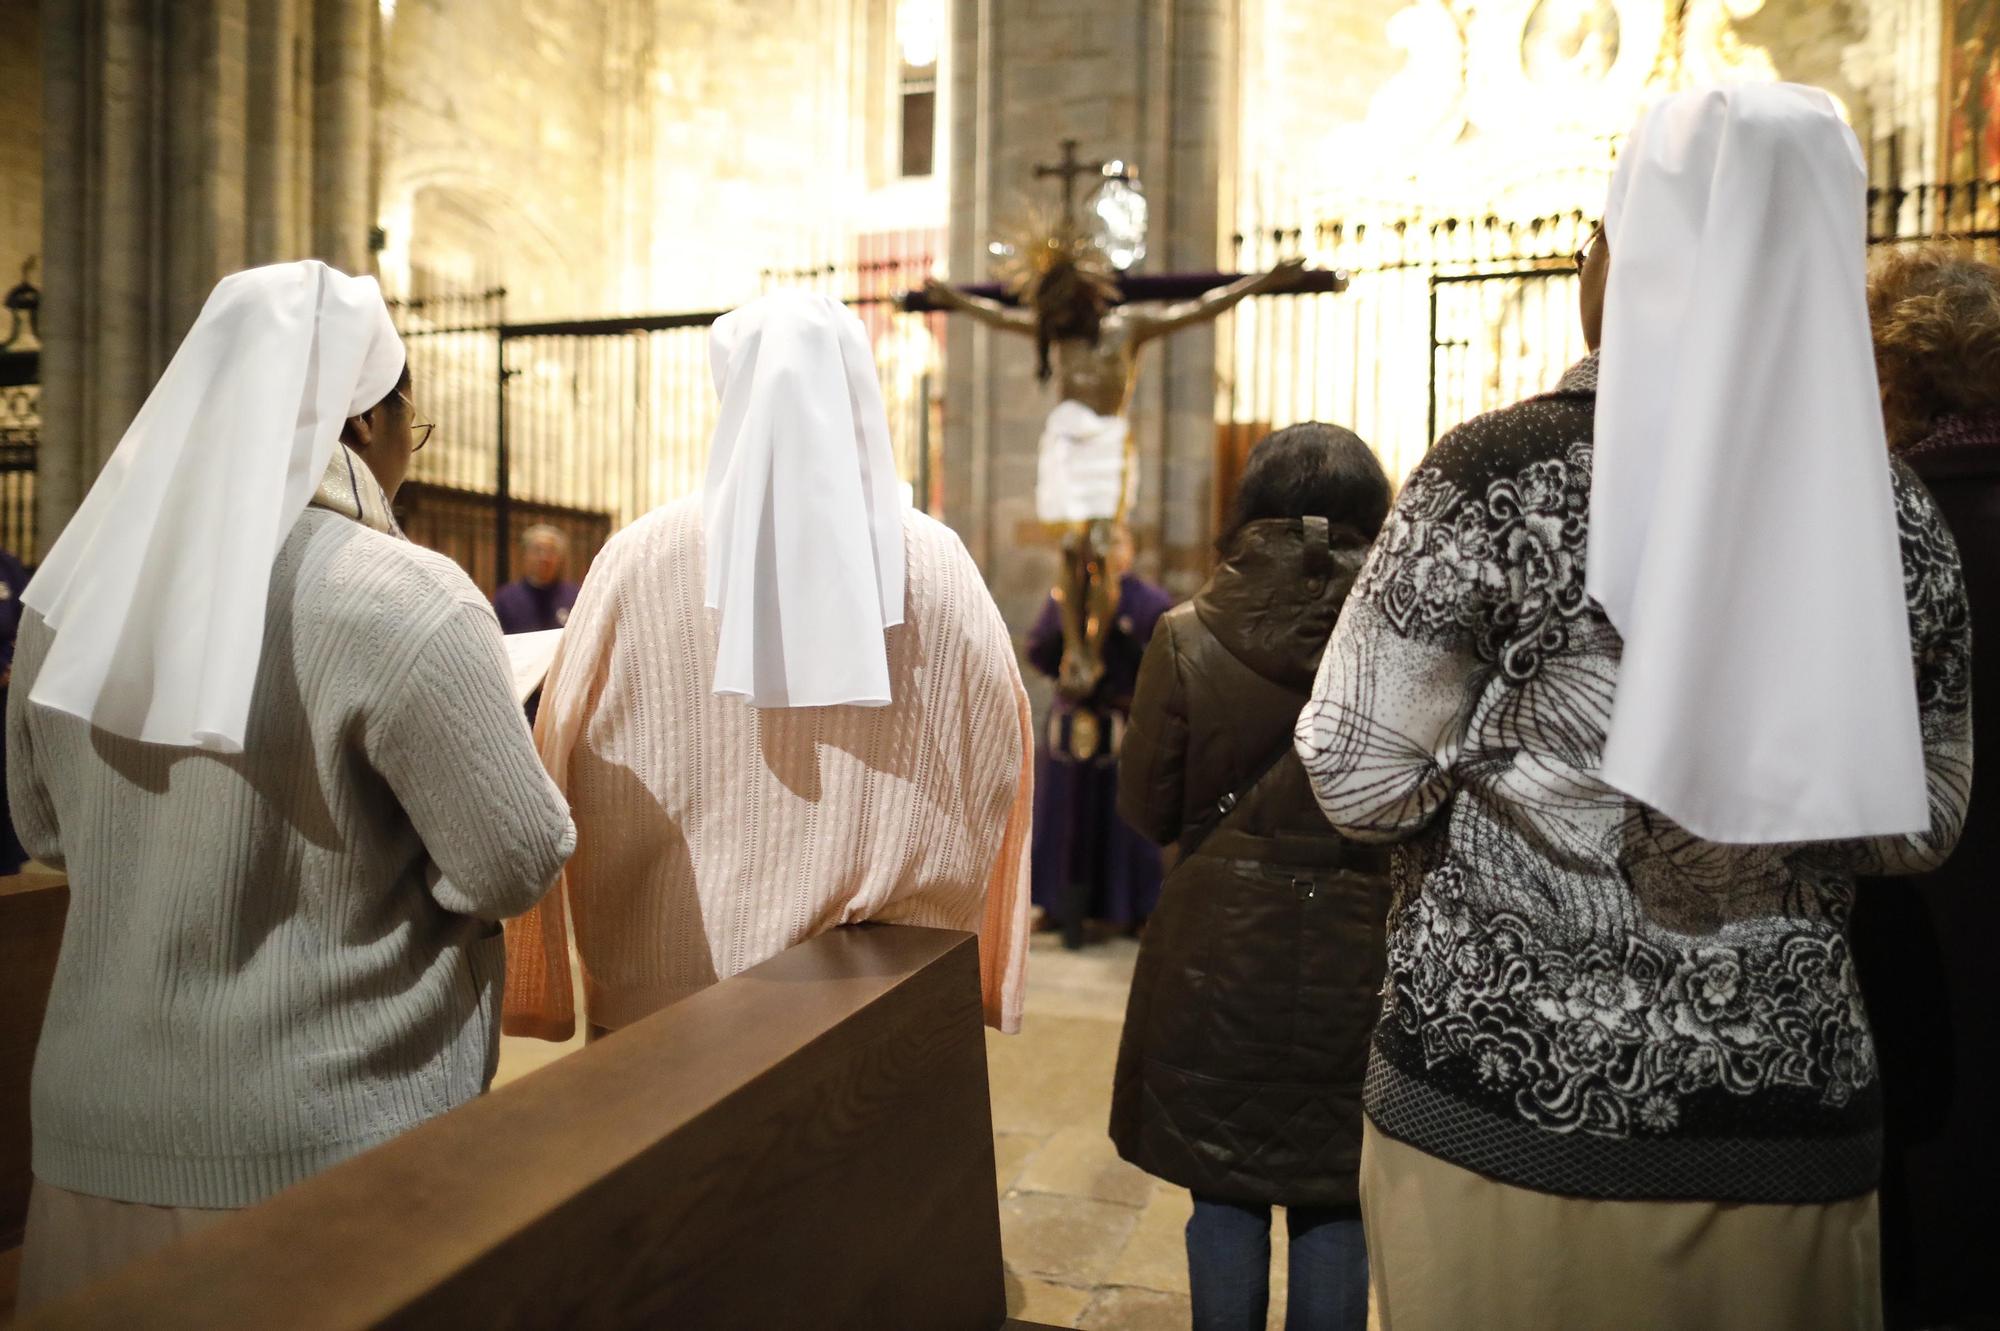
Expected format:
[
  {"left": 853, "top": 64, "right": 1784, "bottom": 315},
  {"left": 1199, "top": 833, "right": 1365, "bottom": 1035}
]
[
  {"left": 0, "top": 870, "right": 68, "bottom": 1323},
  {"left": 23, "top": 924, "right": 1036, "bottom": 1330}
]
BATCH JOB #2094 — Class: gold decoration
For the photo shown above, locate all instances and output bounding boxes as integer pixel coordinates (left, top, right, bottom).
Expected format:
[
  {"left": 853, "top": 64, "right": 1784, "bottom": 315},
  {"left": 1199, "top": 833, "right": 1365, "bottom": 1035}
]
[
  {"left": 990, "top": 205, "right": 1120, "bottom": 312},
  {"left": 1068, "top": 709, "right": 1103, "bottom": 763}
]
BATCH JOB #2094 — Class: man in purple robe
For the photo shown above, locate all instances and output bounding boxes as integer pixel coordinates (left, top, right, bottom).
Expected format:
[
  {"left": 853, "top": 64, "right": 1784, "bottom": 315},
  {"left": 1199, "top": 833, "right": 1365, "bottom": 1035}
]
[
  {"left": 492, "top": 524, "right": 580, "bottom": 635},
  {"left": 1025, "top": 526, "right": 1172, "bottom": 947}
]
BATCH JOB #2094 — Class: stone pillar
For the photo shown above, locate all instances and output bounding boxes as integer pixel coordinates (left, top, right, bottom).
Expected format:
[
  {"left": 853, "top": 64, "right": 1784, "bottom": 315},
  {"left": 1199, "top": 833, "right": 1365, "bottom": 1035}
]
[
  {"left": 39, "top": 0, "right": 160, "bottom": 522},
  {"left": 943, "top": 0, "right": 1230, "bottom": 637},
  {"left": 1147, "top": 0, "right": 1229, "bottom": 596},
  {"left": 37, "top": 0, "right": 381, "bottom": 546},
  {"left": 312, "top": 0, "right": 375, "bottom": 276},
  {"left": 164, "top": 0, "right": 252, "bottom": 342},
  {"left": 247, "top": 0, "right": 306, "bottom": 265}
]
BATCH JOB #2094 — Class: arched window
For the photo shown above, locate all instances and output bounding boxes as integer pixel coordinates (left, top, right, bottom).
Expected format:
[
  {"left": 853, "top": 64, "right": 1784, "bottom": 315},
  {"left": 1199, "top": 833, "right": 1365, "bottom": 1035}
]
[{"left": 897, "top": 0, "right": 941, "bottom": 178}]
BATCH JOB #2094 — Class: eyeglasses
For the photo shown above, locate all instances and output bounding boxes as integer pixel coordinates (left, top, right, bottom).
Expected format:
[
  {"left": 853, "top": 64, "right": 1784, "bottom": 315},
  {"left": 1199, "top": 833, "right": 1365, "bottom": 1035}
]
[
  {"left": 1574, "top": 224, "right": 1605, "bottom": 274},
  {"left": 399, "top": 392, "right": 436, "bottom": 452}
]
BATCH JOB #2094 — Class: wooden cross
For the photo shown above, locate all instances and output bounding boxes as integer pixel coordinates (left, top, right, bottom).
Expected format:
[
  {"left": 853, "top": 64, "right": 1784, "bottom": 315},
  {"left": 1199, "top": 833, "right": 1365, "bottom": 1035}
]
[{"left": 1033, "top": 138, "right": 1129, "bottom": 226}]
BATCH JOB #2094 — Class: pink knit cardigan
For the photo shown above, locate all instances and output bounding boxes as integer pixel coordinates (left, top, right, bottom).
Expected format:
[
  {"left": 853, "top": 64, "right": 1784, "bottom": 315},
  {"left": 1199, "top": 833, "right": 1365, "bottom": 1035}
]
[{"left": 504, "top": 498, "right": 1033, "bottom": 1038}]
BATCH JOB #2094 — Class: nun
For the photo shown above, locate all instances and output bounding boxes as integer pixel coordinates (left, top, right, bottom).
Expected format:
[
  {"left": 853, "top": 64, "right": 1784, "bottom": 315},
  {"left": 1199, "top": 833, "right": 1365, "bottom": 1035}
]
[
  {"left": 1297, "top": 86, "right": 1972, "bottom": 1329},
  {"left": 7, "top": 261, "right": 575, "bottom": 1309},
  {"left": 503, "top": 291, "right": 1034, "bottom": 1042}
]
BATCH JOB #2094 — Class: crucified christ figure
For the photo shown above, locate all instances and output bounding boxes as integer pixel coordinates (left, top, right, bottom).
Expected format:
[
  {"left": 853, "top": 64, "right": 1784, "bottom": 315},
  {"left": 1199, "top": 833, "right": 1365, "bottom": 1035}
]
[{"left": 925, "top": 253, "right": 1307, "bottom": 702}]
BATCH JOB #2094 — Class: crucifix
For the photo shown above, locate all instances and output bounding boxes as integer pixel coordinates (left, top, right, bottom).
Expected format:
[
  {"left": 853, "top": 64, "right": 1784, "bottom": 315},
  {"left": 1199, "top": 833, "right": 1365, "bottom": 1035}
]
[
  {"left": 911, "top": 141, "right": 1337, "bottom": 701},
  {"left": 910, "top": 140, "right": 1340, "bottom": 949},
  {"left": 1035, "top": 138, "right": 1125, "bottom": 224}
]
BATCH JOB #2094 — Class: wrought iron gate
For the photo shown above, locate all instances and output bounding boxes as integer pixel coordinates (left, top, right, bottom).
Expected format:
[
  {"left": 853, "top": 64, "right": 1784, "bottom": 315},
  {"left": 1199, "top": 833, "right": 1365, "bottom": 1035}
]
[
  {"left": 0, "top": 262, "right": 40, "bottom": 566},
  {"left": 389, "top": 248, "right": 942, "bottom": 592},
  {"left": 1428, "top": 265, "right": 1586, "bottom": 446}
]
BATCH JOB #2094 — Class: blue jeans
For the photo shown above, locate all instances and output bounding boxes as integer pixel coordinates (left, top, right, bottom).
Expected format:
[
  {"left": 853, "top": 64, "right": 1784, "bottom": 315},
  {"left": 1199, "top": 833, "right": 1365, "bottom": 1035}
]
[{"left": 1186, "top": 1194, "right": 1368, "bottom": 1331}]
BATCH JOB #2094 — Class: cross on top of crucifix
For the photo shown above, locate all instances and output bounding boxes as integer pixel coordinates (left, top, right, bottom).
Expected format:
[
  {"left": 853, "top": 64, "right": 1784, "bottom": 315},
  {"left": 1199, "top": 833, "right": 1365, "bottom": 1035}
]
[{"left": 1033, "top": 139, "right": 1131, "bottom": 226}]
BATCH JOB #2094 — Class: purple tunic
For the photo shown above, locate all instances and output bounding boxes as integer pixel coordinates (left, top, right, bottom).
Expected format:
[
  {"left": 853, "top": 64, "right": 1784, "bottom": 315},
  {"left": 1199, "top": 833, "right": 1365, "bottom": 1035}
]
[
  {"left": 493, "top": 578, "right": 580, "bottom": 635},
  {"left": 0, "top": 549, "right": 32, "bottom": 874},
  {"left": 1027, "top": 573, "right": 1173, "bottom": 928}
]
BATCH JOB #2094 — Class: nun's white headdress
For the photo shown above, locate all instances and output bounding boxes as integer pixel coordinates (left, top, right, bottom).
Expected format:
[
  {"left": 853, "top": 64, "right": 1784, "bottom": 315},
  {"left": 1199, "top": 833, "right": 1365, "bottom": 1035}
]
[
  {"left": 703, "top": 292, "right": 906, "bottom": 708},
  {"left": 24, "top": 260, "right": 405, "bottom": 753},
  {"left": 1590, "top": 84, "right": 1926, "bottom": 843}
]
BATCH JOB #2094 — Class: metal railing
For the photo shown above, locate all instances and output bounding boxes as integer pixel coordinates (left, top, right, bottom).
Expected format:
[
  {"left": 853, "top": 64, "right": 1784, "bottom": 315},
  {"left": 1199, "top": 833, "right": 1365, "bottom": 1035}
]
[
  {"left": 383, "top": 177, "right": 2000, "bottom": 585},
  {"left": 1, "top": 260, "right": 40, "bottom": 565},
  {"left": 1221, "top": 212, "right": 1594, "bottom": 485},
  {"left": 1218, "top": 176, "right": 2000, "bottom": 491},
  {"left": 389, "top": 238, "right": 944, "bottom": 589}
]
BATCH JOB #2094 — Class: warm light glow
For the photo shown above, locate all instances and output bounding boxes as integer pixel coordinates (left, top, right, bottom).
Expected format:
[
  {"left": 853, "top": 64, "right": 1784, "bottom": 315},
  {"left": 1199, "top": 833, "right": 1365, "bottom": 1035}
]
[
  {"left": 1091, "top": 176, "right": 1148, "bottom": 272},
  {"left": 1305, "top": 0, "right": 1777, "bottom": 219},
  {"left": 898, "top": 0, "right": 942, "bottom": 69},
  {"left": 379, "top": 0, "right": 397, "bottom": 20}
]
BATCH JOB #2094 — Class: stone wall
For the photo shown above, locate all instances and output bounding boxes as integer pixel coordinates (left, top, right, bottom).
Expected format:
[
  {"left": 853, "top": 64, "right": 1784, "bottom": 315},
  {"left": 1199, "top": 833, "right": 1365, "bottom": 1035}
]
[
  {"left": 645, "top": 0, "right": 899, "bottom": 310},
  {"left": 1743, "top": 0, "right": 1869, "bottom": 129},
  {"left": 378, "top": 0, "right": 631, "bottom": 316},
  {"left": 376, "top": 0, "right": 919, "bottom": 315},
  {"left": 1235, "top": 0, "right": 1404, "bottom": 223},
  {"left": 37, "top": 0, "right": 378, "bottom": 545},
  {"left": 0, "top": 0, "right": 39, "bottom": 292}
]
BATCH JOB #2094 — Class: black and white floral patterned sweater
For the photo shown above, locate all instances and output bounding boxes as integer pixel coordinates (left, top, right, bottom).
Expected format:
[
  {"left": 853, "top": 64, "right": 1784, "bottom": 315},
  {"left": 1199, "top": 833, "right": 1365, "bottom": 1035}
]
[{"left": 1297, "top": 355, "right": 1973, "bottom": 1204}]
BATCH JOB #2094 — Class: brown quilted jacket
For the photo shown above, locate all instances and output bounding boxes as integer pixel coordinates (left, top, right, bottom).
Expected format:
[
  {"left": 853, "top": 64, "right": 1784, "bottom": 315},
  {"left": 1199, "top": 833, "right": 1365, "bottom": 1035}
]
[{"left": 1109, "top": 517, "right": 1392, "bottom": 1207}]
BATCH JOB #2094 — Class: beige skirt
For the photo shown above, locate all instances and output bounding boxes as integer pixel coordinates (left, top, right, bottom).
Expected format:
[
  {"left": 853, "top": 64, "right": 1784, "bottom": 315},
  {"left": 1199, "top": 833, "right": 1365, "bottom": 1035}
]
[
  {"left": 15, "top": 1180, "right": 234, "bottom": 1315},
  {"left": 1360, "top": 1122, "right": 1882, "bottom": 1331}
]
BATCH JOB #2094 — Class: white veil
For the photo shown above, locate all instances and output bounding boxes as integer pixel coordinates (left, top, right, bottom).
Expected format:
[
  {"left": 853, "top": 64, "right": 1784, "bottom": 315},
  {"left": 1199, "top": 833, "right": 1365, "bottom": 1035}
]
[
  {"left": 23, "top": 260, "right": 406, "bottom": 753},
  {"left": 703, "top": 292, "right": 906, "bottom": 708},
  {"left": 1589, "top": 85, "right": 1927, "bottom": 843}
]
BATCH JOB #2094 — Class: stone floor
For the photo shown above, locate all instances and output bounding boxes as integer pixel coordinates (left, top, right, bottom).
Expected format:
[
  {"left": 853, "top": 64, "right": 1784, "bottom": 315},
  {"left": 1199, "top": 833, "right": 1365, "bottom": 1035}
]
[{"left": 988, "top": 933, "right": 1313, "bottom": 1331}]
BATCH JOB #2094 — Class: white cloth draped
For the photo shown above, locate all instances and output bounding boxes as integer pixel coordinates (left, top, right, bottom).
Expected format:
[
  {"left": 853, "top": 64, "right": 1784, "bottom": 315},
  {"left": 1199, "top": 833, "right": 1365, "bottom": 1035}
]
[
  {"left": 22, "top": 261, "right": 405, "bottom": 753},
  {"left": 703, "top": 292, "right": 906, "bottom": 709},
  {"left": 1589, "top": 84, "right": 1927, "bottom": 843},
  {"left": 1036, "top": 400, "right": 1130, "bottom": 524}
]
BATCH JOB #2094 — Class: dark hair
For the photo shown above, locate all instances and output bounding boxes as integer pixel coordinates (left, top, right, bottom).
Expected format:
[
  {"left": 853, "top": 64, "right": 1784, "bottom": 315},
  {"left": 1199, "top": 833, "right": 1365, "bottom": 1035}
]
[
  {"left": 1228, "top": 421, "right": 1391, "bottom": 542},
  {"left": 1032, "top": 260, "right": 1109, "bottom": 381},
  {"left": 1867, "top": 245, "right": 2000, "bottom": 450}
]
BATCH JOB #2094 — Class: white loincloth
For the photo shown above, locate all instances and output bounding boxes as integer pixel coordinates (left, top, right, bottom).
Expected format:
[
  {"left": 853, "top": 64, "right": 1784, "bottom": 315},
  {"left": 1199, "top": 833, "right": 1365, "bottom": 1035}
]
[{"left": 1036, "top": 400, "right": 1133, "bottom": 524}]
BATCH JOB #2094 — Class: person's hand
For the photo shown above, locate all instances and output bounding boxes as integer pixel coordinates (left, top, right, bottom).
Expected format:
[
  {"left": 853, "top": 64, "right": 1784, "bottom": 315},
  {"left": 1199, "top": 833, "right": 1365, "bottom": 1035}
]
[
  {"left": 921, "top": 277, "right": 959, "bottom": 309},
  {"left": 1266, "top": 256, "right": 1310, "bottom": 290},
  {"left": 1057, "top": 655, "right": 1104, "bottom": 703}
]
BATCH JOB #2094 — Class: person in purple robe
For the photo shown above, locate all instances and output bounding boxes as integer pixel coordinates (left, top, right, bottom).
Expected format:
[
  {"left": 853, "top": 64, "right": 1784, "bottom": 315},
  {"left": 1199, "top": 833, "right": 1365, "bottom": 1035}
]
[
  {"left": 0, "top": 547, "right": 31, "bottom": 875},
  {"left": 492, "top": 524, "right": 580, "bottom": 634},
  {"left": 1026, "top": 525, "right": 1172, "bottom": 946}
]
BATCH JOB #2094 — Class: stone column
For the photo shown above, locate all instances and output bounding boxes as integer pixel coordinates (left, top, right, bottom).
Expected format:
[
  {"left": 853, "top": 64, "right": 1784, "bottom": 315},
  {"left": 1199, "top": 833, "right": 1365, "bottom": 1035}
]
[
  {"left": 247, "top": 0, "right": 306, "bottom": 265},
  {"left": 164, "top": 0, "right": 252, "bottom": 342},
  {"left": 943, "top": 0, "right": 1230, "bottom": 637},
  {"left": 39, "top": 0, "right": 161, "bottom": 527},
  {"left": 38, "top": 0, "right": 381, "bottom": 546},
  {"left": 35, "top": 0, "right": 90, "bottom": 544},
  {"left": 1146, "top": 0, "right": 1230, "bottom": 594},
  {"left": 312, "top": 0, "right": 375, "bottom": 276}
]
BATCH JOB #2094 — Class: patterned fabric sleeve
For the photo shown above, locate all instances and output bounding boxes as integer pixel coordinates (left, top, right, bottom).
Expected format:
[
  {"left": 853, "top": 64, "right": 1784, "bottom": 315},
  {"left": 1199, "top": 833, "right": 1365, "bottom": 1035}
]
[
  {"left": 1839, "top": 465, "right": 1974, "bottom": 876},
  {"left": 1296, "top": 438, "right": 1494, "bottom": 842}
]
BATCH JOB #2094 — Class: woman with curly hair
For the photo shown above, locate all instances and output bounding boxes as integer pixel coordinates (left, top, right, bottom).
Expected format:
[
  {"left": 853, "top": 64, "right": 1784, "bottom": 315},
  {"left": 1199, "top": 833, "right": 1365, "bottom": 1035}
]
[{"left": 1855, "top": 244, "right": 2000, "bottom": 1331}]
